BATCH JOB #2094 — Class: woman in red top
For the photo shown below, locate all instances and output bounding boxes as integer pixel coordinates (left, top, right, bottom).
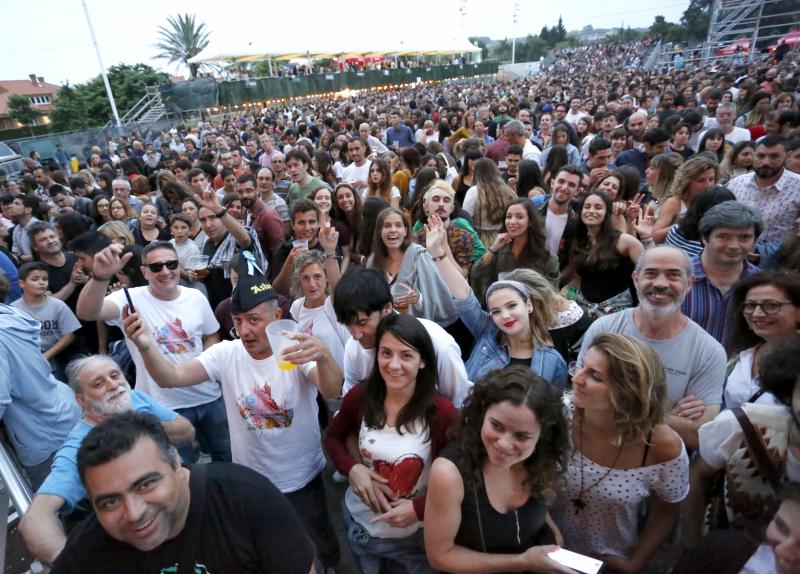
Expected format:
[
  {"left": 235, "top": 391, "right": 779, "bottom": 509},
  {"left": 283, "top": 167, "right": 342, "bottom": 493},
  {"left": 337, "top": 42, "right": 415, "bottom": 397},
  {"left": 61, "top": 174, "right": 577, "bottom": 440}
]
[{"left": 325, "top": 313, "right": 456, "bottom": 574}]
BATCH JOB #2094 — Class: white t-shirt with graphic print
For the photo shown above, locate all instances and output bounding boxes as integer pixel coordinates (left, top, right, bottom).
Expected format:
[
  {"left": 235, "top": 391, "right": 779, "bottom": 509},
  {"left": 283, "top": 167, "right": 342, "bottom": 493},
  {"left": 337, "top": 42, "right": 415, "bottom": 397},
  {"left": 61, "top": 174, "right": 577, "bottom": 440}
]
[
  {"left": 106, "top": 286, "right": 221, "bottom": 410},
  {"left": 196, "top": 340, "right": 325, "bottom": 493}
]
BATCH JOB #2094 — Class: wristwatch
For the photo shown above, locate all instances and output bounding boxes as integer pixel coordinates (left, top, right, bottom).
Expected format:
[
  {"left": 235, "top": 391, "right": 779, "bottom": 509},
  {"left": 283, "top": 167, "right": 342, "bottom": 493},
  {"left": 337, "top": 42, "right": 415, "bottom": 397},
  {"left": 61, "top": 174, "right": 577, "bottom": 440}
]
[{"left": 214, "top": 208, "right": 228, "bottom": 219}]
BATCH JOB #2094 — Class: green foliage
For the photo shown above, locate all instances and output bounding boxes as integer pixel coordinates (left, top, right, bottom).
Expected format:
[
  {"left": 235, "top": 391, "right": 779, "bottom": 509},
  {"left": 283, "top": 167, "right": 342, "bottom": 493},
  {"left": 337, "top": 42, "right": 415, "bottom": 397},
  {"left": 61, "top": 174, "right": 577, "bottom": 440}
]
[
  {"left": 8, "top": 94, "right": 42, "bottom": 127},
  {"left": 680, "top": 0, "right": 712, "bottom": 41},
  {"left": 48, "top": 64, "right": 169, "bottom": 132},
  {"left": 649, "top": 15, "right": 686, "bottom": 42},
  {"left": 154, "top": 13, "right": 211, "bottom": 79},
  {"left": 0, "top": 124, "right": 51, "bottom": 140}
]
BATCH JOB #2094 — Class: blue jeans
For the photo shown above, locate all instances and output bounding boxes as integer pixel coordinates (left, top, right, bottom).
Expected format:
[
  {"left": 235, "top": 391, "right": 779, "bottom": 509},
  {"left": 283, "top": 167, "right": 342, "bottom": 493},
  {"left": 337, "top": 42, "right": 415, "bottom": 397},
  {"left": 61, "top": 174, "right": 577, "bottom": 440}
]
[
  {"left": 341, "top": 497, "right": 436, "bottom": 574},
  {"left": 175, "top": 396, "right": 232, "bottom": 462}
]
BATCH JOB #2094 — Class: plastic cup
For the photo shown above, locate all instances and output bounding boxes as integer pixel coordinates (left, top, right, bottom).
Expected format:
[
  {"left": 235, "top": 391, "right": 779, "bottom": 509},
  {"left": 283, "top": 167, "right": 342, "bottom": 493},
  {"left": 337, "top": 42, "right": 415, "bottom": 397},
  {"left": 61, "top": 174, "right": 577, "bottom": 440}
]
[
  {"left": 186, "top": 255, "right": 210, "bottom": 279},
  {"left": 292, "top": 239, "right": 309, "bottom": 251},
  {"left": 390, "top": 282, "right": 412, "bottom": 314},
  {"left": 266, "top": 319, "right": 299, "bottom": 371}
]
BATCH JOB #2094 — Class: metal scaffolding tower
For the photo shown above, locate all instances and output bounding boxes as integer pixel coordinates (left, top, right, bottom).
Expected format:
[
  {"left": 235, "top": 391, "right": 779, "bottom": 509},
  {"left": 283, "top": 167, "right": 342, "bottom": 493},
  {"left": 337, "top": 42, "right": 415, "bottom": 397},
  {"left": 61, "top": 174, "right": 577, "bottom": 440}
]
[{"left": 704, "top": 0, "right": 800, "bottom": 62}]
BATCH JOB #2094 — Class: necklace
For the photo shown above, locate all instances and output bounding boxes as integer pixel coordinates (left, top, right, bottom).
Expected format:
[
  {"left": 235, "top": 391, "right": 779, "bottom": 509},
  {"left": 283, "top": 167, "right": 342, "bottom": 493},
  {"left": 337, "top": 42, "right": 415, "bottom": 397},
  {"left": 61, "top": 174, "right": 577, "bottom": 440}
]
[{"left": 572, "top": 415, "right": 624, "bottom": 515}]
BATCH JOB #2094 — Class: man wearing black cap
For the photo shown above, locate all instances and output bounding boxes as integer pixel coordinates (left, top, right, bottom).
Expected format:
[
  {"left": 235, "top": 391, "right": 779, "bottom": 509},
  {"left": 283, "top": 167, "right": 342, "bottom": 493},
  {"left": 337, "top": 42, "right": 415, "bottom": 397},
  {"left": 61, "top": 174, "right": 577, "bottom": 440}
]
[{"left": 122, "top": 251, "right": 343, "bottom": 572}]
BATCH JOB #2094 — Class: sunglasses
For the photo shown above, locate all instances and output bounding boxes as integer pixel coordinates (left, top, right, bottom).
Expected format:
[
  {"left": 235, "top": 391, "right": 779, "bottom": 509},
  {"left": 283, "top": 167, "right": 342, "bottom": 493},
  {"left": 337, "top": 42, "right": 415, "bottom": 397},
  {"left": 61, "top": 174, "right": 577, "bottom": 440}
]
[{"left": 145, "top": 260, "right": 180, "bottom": 272}]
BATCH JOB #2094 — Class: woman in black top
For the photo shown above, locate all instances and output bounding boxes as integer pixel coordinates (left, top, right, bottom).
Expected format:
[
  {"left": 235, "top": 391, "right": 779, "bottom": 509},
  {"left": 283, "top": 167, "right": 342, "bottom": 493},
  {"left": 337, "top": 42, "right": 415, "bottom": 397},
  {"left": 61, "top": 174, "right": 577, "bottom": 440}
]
[{"left": 424, "top": 366, "right": 571, "bottom": 573}]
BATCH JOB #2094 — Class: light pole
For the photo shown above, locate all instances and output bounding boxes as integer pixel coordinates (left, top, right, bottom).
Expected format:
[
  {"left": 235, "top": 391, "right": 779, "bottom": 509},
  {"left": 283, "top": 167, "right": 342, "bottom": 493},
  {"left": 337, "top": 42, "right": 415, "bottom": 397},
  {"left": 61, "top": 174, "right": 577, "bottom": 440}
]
[
  {"left": 511, "top": 0, "right": 519, "bottom": 64},
  {"left": 81, "top": 0, "right": 121, "bottom": 127}
]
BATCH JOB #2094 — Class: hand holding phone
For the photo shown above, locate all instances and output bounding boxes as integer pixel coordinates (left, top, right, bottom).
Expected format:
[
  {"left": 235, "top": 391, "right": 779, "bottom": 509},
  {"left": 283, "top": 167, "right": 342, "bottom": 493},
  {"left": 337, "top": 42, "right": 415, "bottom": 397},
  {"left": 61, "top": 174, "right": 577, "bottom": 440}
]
[
  {"left": 548, "top": 549, "right": 604, "bottom": 574},
  {"left": 123, "top": 287, "right": 136, "bottom": 314}
]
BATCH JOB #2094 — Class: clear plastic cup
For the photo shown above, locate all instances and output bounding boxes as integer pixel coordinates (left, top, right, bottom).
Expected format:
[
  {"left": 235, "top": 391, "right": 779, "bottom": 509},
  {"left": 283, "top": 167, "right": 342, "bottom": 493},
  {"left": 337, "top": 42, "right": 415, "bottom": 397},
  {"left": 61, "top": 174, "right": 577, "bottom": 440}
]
[
  {"left": 390, "top": 282, "right": 412, "bottom": 314},
  {"left": 186, "top": 255, "right": 210, "bottom": 279},
  {"left": 292, "top": 239, "right": 309, "bottom": 251},
  {"left": 265, "top": 319, "right": 299, "bottom": 371}
]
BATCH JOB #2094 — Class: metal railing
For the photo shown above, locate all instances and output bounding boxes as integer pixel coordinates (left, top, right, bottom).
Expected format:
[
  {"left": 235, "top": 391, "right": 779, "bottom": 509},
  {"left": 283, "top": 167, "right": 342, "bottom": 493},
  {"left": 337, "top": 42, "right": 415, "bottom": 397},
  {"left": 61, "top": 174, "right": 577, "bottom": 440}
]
[{"left": 0, "top": 440, "right": 46, "bottom": 573}]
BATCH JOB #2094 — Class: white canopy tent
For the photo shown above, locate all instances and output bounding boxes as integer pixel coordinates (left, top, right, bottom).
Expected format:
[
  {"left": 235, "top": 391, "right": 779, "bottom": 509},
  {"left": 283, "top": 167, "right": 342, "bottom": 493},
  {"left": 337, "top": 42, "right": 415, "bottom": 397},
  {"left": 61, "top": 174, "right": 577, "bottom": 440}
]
[{"left": 188, "top": 33, "right": 481, "bottom": 64}]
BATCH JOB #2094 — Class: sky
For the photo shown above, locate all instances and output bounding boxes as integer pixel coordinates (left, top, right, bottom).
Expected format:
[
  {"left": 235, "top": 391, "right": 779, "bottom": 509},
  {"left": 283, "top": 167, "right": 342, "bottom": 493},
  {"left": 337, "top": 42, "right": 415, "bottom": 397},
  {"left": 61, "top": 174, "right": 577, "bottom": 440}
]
[{"left": 1, "top": 0, "right": 688, "bottom": 86}]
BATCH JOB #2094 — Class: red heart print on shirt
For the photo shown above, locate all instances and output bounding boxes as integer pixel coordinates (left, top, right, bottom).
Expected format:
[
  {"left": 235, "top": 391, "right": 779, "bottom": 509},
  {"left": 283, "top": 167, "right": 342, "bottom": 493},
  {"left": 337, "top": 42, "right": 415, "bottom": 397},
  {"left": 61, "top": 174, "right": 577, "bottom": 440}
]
[{"left": 372, "top": 454, "right": 424, "bottom": 497}]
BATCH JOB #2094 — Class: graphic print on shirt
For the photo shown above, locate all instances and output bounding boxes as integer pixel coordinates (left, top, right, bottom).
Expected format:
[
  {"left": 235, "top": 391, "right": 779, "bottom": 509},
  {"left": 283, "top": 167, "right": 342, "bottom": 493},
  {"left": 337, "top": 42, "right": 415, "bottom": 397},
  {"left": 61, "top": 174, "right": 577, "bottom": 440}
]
[
  {"left": 153, "top": 317, "right": 195, "bottom": 354},
  {"left": 159, "top": 563, "right": 210, "bottom": 574},
  {"left": 300, "top": 320, "right": 314, "bottom": 336},
  {"left": 372, "top": 454, "right": 424, "bottom": 498},
  {"left": 237, "top": 381, "right": 294, "bottom": 429}
]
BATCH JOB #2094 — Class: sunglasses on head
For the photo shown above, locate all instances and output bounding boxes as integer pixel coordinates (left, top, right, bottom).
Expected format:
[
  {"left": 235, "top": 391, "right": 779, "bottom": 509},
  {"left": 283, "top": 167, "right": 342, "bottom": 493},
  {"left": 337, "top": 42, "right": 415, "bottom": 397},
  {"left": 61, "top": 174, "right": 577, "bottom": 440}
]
[{"left": 145, "top": 260, "right": 180, "bottom": 272}]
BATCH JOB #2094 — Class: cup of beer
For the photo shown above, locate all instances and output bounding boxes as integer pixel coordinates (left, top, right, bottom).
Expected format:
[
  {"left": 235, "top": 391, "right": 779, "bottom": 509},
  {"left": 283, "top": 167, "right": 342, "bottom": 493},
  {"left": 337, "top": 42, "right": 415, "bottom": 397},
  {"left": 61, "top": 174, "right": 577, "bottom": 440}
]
[
  {"left": 186, "top": 255, "right": 210, "bottom": 280},
  {"left": 292, "top": 239, "right": 309, "bottom": 252},
  {"left": 390, "top": 282, "right": 413, "bottom": 314},
  {"left": 265, "top": 319, "right": 300, "bottom": 371}
]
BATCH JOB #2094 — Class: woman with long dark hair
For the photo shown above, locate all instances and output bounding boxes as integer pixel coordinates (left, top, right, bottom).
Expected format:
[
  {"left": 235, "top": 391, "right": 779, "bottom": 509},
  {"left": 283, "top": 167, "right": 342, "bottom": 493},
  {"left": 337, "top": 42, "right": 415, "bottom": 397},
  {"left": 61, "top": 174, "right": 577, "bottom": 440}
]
[
  {"left": 366, "top": 158, "right": 401, "bottom": 208},
  {"left": 697, "top": 128, "right": 727, "bottom": 163},
  {"left": 719, "top": 141, "right": 755, "bottom": 185},
  {"left": 326, "top": 313, "right": 456, "bottom": 574},
  {"left": 515, "top": 160, "right": 548, "bottom": 198},
  {"left": 424, "top": 366, "right": 570, "bottom": 573},
  {"left": 313, "top": 150, "right": 337, "bottom": 188},
  {"left": 471, "top": 198, "right": 559, "bottom": 303},
  {"left": 90, "top": 195, "right": 112, "bottom": 228},
  {"left": 451, "top": 147, "right": 482, "bottom": 206},
  {"left": 563, "top": 191, "right": 644, "bottom": 318},
  {"left": 368, "top": 207, "right": 457, "bottom": 327},
  {"left": 332, "top": 183, "right": 364, "bottom": 262}
]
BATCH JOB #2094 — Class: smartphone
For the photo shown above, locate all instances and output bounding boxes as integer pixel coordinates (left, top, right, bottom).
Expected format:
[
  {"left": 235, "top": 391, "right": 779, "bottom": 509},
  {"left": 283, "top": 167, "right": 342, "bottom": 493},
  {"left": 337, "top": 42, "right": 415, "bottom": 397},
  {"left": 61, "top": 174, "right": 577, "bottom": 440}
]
[
  {"left": 548, "top": 549, "right": 604, "bottom": 574},
  {"left": 123, "top": 287, "right": 136, "bottom": 314}
]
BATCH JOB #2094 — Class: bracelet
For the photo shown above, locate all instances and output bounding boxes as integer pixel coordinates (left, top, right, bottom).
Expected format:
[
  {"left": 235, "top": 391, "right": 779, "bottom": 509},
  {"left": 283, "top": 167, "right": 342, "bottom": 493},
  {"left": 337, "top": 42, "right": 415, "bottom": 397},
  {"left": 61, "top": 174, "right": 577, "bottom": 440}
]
[
  {"left": 325, "top": 254, "right": 340, "bottom": 260},
  {"left": 432, "top": 253, "right": 447, "bottom": 262},
  {"left": 92, "top": 274, "right": 112, "bottom": 282},
  {"left": 214, "top": 208, "right": 228, "bottom": 219}
]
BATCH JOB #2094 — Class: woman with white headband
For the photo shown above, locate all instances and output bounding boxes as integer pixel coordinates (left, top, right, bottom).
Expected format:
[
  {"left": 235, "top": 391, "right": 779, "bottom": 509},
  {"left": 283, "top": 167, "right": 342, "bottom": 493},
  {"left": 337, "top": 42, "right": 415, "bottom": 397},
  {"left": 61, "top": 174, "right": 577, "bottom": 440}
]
[{"left": 426, "top": 214, "right": 567, "bottom": 389}]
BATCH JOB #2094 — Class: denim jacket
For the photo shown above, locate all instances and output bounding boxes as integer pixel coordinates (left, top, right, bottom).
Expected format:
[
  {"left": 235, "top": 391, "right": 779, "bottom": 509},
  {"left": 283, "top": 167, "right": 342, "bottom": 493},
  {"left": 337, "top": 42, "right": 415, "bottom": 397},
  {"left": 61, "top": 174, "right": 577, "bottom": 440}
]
[{"left": 455, "top": 293, "right": 568, "bottom": 390}]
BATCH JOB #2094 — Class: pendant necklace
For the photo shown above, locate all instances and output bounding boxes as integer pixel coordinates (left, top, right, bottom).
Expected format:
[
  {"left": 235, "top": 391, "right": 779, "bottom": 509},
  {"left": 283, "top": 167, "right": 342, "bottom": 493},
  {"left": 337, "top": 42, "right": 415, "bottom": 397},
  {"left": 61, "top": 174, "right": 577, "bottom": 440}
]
[{"left": 572, "top": 415, "right": 624, "bottom": 515}]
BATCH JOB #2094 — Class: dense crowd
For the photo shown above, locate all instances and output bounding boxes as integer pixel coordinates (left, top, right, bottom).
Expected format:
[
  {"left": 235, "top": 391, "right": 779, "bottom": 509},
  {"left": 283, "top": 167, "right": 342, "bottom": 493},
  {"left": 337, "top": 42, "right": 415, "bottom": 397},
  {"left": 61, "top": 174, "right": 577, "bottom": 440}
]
[{"left": 1, "top": 37, "right": 800, "bottom": 574}]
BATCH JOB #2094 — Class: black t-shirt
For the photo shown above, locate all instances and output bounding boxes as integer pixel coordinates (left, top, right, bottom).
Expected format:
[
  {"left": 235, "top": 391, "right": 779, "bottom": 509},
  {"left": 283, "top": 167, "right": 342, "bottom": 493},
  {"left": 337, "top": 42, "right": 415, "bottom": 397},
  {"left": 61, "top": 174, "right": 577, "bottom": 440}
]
[
  {"left": 202, "top": 237, "right": 233, "bottom": 311},
  {"left": 44, "top": 252, "right": 79, "bottom": 311},
  {"left": 51, "top": 462, "right": 314, "bottom": 574}
]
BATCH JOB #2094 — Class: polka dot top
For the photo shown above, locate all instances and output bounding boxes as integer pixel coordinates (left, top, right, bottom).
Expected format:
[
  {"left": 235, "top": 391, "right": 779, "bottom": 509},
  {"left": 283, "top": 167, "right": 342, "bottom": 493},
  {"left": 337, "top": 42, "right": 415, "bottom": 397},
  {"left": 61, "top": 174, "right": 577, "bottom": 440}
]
[{"left": 552, "top": 400, "right": 690, "bottom": 559}]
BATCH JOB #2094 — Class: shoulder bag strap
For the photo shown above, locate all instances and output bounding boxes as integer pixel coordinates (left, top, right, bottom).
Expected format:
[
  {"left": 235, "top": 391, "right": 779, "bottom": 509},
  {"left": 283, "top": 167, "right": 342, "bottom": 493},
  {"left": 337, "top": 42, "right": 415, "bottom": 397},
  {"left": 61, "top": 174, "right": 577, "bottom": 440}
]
[
  {"left": 177, "top": 464, "right": 208, "bottom": 574},
  {"left": 472, "top": 485, "right": 488, "bottom": 553},
  {"left": 732, "top": 407, "right": 783, "bottom": 490}
]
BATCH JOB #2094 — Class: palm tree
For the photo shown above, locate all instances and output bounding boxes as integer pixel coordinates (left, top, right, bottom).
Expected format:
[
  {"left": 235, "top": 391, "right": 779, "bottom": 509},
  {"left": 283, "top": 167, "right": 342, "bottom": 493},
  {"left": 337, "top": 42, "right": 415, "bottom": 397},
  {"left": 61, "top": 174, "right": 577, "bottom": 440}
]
[{"left": 154, "top": 14, "right": 211, "bottom": 79}]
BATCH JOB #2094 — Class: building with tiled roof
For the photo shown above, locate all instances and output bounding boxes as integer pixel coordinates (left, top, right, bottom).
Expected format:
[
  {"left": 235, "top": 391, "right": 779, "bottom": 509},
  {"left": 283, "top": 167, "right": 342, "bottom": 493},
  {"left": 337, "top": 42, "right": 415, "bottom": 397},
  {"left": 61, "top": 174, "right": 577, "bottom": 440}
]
[{"left": 0, "top": 75, "right": 59, "bottom": 129}]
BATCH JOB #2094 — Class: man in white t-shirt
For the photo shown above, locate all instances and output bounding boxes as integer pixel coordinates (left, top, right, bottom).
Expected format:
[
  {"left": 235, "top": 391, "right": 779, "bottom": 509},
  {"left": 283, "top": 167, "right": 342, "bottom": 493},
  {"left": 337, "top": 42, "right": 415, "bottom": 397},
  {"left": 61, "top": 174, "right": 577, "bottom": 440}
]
[
  {"left": 564, "top": 96, "right": 588, "bottom": 129},
  {"left": 536, "top": 166, "right": 583, "bottom": 257},
  {"left": 342, "top": 137, "right": 372, "bottom": 194},
  {"left": 120, "top": 251, "right": 343, "bottom": 571},
  {"left": 76, "top": 241, "right": 230, "bottom": 463},
  {"left": 333, "top": 267, "right": 472, "bottom": 407},
  {"left": 698, "top": 102, "right": 751, "bottom": 145}
]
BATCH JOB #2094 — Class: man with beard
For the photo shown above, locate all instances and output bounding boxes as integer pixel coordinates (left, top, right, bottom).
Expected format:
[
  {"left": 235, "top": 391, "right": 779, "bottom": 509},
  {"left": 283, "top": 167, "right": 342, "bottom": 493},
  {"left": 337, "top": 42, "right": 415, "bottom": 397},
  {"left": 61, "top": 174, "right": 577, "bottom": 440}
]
[
  {"left": 577, "top": 246, "right": 726, "bottom": 450},
  {"left": 729, "top": 136, "right": 800, "bottom": 247},
  {"left": 410, "top": 181, "right": 484, "bottom": 276},
  {"left": 77, "top": 242, "right": 231, "bottom": 464},
  {"left": 19, "top": 356, "right": 194, "bottom": 566},
  {"left": 236, "top": 174, "right": 285, "bottom": 259},
  {"left": 49, "top": 412, "right": 315, "bottom": 573},
  {"left": 624, "top": 111, "right": 648, "bottom": 150},
  {"left": 535, "top": 165, "right": 583, "bottom": 257}
]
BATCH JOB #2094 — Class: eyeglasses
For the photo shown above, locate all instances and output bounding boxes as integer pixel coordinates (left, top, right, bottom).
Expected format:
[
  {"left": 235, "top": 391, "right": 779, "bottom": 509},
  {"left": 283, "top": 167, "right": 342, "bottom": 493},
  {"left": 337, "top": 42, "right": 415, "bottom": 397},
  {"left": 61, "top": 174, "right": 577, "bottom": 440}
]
[
  {"left": 742, "top": 300, "right": 794, "bottom": 315},
  {"left": 145, "top": 260, "right": 180, "bottom": 272}
]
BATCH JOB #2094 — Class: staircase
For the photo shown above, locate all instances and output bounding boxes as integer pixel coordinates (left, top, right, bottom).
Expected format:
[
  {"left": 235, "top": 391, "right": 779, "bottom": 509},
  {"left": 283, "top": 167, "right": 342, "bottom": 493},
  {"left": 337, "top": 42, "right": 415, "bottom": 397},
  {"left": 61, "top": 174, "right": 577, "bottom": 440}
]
[{"left": 106, "top": 85, "right": 166, "bottom": 128}]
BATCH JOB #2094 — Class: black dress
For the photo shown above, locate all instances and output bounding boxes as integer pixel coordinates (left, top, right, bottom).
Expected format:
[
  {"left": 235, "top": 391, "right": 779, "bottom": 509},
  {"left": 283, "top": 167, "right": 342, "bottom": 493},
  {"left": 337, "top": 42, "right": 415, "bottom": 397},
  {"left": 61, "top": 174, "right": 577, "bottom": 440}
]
[{"left": 441, "top": 447, "right": 553, "bottom": 574}]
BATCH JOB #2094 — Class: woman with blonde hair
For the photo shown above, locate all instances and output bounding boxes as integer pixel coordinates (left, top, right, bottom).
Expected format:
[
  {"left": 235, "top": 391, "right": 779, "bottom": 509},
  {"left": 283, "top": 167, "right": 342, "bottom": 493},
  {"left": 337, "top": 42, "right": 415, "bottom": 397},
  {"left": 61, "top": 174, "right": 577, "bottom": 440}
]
[
  {"left": 652, "top": 155, "right": 718, "bottom": 243},
  {"left": 97, "top": 220, "right": 135, "bottom": 246},
  {"left": 505, "top": 268, "right": 591, "bottom": 363},
  {"left": 462, "top": 158, "right": 516, "bottom": 247},
  {"left": 553, "top": 333, "right": 689, "bottom": 573}
]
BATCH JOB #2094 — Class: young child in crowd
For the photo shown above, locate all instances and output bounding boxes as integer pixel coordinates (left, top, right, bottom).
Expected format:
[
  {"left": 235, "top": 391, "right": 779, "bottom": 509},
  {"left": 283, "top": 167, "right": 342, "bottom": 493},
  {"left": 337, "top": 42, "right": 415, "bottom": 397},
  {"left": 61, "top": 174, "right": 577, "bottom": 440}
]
[{"left": 10, "top": 262, "right": 81, "bottom": 381}]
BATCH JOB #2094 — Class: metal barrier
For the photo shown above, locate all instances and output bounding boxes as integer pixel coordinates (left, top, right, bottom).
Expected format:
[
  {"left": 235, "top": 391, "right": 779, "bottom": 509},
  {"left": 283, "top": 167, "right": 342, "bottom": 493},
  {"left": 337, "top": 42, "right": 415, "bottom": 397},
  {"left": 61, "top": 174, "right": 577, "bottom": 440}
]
[{"left": 0, "top": 440, "right": 46, "bottom": 573}]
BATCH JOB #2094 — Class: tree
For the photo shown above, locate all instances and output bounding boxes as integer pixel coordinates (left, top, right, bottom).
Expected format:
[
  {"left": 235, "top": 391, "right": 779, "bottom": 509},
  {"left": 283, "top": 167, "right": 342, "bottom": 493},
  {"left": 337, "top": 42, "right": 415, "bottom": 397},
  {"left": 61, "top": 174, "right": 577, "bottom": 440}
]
[
  {"left": 554, "top": 16, "right": 567, "bottom": 43},
  {"left": 680, "top": 0, "right": 712, "bottom": 41},
  {"left": 154, "top": 13, "right": 211, "bottom": 79},
  {"left": 8, "top": 94, "right": 42, "bottom": 130},
  {"left": 48, "top": 64, "right": 170, "bottom": 132}
]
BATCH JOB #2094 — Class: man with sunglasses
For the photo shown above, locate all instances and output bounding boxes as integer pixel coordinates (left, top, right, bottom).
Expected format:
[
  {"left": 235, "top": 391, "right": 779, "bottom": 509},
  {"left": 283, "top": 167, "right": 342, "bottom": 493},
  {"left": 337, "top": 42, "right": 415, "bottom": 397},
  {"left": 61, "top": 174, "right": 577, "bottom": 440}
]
[{"left": 76, "top": 241, "right": 231, "bottom": 464}]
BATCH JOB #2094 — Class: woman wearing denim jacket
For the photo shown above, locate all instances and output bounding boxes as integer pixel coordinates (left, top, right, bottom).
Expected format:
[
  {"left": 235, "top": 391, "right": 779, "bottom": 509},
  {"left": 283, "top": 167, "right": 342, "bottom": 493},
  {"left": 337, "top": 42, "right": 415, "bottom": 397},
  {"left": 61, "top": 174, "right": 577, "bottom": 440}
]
[{"left": 426, "top": 214, "right": 568, "bottom": 390}]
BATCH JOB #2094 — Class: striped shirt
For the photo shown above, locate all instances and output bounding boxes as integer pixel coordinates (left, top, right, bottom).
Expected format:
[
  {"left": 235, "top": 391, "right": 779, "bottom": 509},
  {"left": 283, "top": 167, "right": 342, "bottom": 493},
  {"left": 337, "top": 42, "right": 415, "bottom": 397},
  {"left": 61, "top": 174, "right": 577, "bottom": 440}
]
[
  {"left": 664, "top": 224, "right": 704, "bottom": 258},
  {"left": 681, "top": 254, "right": 760, "bottom": 345}
]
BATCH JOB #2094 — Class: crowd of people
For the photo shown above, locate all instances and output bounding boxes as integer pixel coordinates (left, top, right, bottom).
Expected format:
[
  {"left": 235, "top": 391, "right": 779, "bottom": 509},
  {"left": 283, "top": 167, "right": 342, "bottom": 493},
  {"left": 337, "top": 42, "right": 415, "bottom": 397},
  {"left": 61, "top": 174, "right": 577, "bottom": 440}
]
[{"left": 1, "top": 36, "right": 800, "bottom": 574}]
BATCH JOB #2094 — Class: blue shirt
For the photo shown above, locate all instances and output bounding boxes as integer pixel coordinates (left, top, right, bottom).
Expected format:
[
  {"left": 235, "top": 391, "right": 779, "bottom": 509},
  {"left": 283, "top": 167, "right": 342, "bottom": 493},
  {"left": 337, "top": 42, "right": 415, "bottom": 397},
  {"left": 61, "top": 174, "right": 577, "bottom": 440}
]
[
  {"left": 681, "top": 254, "right": 760, "bottom": 345},
  {"left": 454, "top": 293, "right": 567, "bottom": 389},
  {"left": 37, "top": 391, "right": 178, "bottom": 512},
  {"left": 385, "top": 125, "right": 416, "bottom": 149},
  {"left": 0, "top": 251, "right": 21, "bottom": 302},
  {"left": 0, "top": 305, "right": 80, "bottom": 466}
]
